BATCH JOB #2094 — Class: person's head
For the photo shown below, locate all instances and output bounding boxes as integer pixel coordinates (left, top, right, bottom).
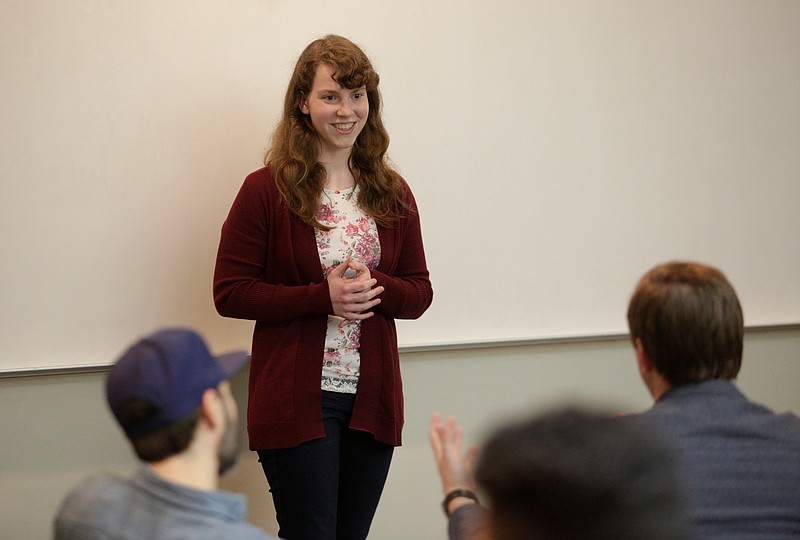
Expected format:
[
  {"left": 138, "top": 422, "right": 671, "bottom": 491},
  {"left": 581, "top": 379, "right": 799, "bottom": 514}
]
[
  {"left": 106, "top": 328, "right": 248, "bottom": 474},
  {"left": 287, "top": 34, "right": 384, "bottom": 160},
  {"left": 474, "top": 407, "right": 687, "bottom": 540},
  {"left": 267, "top": 35, "right": 406, "bottom": 229},
  {"left": 290, "top": 35, "right": 389, "bottom": 157},
  {"left": 627, "top": 261, "right": 743, "bottom": 388}
]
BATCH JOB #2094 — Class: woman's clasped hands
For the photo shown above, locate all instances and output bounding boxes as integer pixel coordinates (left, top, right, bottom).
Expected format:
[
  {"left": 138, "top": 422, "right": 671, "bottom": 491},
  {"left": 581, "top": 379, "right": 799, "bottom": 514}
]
[{"left": 328, "top": 258, "right": 384, "bottom": 320}]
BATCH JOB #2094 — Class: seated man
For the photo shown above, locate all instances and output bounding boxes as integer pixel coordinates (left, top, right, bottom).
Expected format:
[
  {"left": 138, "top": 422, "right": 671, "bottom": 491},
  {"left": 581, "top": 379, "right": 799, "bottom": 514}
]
[
  {"left": 429, "top": 407, "right": 688, "bottom": 540},
  {"left": 54, "top": 327, "right": 275, "bottom": 539},
  {"left": 628, "top": 261, "right": 800, "bottom": 537}
]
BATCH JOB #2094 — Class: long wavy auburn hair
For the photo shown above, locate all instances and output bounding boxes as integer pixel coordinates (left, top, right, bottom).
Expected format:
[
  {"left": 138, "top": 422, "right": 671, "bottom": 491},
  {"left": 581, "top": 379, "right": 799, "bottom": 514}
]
[{"left": 265, "top": 35, "right": 409, "bottom": 230}]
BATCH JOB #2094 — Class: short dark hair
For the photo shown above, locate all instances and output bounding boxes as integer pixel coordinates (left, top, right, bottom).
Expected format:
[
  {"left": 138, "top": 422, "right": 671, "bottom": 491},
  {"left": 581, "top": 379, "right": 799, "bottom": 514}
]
[
  {"left": 627, "top": 261, "right": 743, "bottom": 386},
  {"left": 114, "top": 399, "right": 199, "bottom": 462},
  {"left": 475, "top": 407, "right": 687, "bottom": 540}
]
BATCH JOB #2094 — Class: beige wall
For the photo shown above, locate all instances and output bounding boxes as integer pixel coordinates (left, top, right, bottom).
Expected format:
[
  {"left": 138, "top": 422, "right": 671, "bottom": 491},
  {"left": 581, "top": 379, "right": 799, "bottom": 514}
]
[
  {"left": 1, "top": 327, "right": 798, "bottom": 540},
  {"left": 3, "top": 0, "right": 800, "bottom": 374}
]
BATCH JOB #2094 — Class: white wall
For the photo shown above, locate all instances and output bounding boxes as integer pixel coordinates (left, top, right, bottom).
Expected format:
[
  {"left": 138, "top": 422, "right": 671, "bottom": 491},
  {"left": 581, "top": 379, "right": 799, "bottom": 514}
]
[
  {"left": 1, "top": 327, "right": 798, "bottom": 540},
  {"left": 2, "top": 0, "right": 799, "bottom": 373}
]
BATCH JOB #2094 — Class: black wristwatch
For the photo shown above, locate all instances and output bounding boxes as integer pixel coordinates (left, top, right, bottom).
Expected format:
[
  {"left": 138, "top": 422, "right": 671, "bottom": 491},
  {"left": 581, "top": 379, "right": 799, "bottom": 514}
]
[{"left": 441, "top": 488, "right": 479, "bottom": 517}]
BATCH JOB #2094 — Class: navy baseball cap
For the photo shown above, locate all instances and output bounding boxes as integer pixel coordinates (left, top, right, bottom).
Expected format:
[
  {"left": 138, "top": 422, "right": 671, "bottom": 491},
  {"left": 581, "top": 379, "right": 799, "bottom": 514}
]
[{"left": 106, "top": 328, "right": 249, "bottom": 439}]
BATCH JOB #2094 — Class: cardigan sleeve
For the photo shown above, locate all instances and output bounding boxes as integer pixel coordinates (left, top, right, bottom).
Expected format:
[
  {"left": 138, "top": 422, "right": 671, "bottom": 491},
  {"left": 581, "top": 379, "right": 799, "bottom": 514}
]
[
  {"left": 213, "top": 169, "right": 333, "bottom": 323},
  {"left": 372, "top": 183, "right": 433, "bottom": 320}
]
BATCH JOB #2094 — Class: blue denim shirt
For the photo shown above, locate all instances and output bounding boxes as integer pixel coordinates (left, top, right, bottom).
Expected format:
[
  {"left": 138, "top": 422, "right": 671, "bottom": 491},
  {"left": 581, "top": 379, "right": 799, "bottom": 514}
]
[{"left": 54, "top": 465, "right": 274, "bottom": 539}]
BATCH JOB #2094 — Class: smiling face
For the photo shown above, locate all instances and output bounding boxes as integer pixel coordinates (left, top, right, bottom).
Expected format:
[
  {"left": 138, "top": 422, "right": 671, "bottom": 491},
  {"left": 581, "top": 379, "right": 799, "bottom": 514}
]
[{"left": 300, "top": 63, "right": 369, "bottom": 162}]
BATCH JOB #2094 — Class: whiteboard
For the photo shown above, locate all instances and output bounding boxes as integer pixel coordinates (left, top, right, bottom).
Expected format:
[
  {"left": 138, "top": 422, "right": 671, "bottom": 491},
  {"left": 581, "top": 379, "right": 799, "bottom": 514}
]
[{"left": 2, "top": 0, "right": 799, "bottom": 373}]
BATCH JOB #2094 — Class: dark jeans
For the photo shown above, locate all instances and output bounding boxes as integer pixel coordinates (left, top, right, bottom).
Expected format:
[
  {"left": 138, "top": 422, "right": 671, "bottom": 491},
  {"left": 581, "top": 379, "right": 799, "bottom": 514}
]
[{"left": 257, "top": 391, "right": 394, "bottom": 540}]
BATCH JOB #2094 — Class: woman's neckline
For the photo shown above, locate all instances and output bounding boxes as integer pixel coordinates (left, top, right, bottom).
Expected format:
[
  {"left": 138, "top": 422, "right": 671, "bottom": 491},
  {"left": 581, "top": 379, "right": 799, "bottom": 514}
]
[{"left": 323, "top": 185, "right": 356, "bottom": 194}]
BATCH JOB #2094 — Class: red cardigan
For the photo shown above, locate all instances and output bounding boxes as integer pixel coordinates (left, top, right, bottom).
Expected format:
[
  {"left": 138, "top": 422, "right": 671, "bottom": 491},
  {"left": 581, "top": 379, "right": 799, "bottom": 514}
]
[{"left": 213, "top": 167, "right": 433, "bottom": 449}]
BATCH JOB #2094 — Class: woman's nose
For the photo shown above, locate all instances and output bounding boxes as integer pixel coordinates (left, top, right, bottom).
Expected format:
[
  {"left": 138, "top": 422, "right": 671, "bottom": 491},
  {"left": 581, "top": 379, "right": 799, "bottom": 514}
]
[{"left": 337, "top": 101, "right": 353, "bottom": 116}]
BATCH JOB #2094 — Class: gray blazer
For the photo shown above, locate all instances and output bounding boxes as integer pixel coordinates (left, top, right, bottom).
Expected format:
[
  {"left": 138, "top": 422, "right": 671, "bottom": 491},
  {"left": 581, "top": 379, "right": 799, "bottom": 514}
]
[{"left": 640, "top": 379, "right": 800, "bottom": 539}]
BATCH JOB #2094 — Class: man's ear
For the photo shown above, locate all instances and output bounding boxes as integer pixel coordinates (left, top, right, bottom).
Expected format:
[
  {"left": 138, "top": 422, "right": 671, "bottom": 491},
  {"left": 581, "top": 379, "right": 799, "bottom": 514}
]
[
  {"left": 634, "top": 338, "right": 653, "bottom": 377},
  {"left": 199, "top": 388, "right": 222, "bottom": 429}
]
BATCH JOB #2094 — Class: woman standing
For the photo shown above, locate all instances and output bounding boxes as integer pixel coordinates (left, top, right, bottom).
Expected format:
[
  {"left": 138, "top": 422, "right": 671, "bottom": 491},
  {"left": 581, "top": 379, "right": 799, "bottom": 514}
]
[{"left": 213, "top": 35, "right": 433, "bottom": 539}]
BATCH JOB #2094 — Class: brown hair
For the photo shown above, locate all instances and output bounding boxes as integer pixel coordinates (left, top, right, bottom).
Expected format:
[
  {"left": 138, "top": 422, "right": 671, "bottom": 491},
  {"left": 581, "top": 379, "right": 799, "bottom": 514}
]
[
  {"left": 627, "top": 261, "right": 743, "bottom": 386},
  {"left": 266, "top": 34, "right": 408, "bottom": 230},
  {"left": 116, "top": 399, "right": 199, "bottom": 462}
]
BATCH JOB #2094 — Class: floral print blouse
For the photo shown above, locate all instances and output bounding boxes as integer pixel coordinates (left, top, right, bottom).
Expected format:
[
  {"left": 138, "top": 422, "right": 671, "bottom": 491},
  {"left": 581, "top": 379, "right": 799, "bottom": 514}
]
[{"left": 315, "top": 186, "right": 381, "bottom": 393}]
